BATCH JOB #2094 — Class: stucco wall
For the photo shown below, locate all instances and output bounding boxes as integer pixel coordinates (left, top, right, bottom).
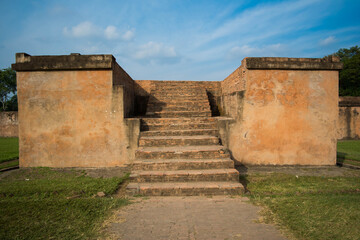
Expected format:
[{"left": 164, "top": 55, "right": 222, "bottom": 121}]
[
  {"left": 338, "top": 97, "right": 360, "bottom": 139},
  {"left": 0, "top": 112, "right": 18, "bottom": 137},
  {"left": 222, "top": 57, "right": 341, "bottom": 165},
  {"left": 13, "top": 53, "right": 137, "bottom": 168}
]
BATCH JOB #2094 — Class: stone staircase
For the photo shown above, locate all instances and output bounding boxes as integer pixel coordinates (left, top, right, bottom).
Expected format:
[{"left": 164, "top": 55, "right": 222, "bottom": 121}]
[{"left": 127, "top": 81, "right": 243, "bottom": 196}]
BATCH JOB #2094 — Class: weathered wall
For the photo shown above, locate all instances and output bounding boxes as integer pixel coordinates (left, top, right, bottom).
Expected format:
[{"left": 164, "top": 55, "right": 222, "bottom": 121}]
[
  {"left": 222, "top": 57, "right": 342, "bottom": 165},
  {"left": 0, "top": 112, "right": 18, "bottom": 137},
  {"left": 113, "top": 62, "right": 134, "bottom": 117},
  {"left": 338, "top": 97, "right": 360, "bottom": 139},
  {"left": 12, "top": 53, "right": 137, "bottom": 167}
]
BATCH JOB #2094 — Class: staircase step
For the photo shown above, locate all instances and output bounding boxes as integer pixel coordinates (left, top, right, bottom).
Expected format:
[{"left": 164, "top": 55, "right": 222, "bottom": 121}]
[
  {"left": 147, "top": 105, "right": 210, "bottom": 112},
  {"left": 147, "top": 100, "right": 209, "bottom": 106},
  {"left": 141, "top": 117, "right": 217, "bottom": 124},
  {"left": 135, "top": 145, "right": 229, "bottom": 159},
  {"left": 139, "top": 135, "right": 219, "bottom": 147},
  {"left": 132, "top": 158, "right": 234, "bottom": 171},
  {"left": 141, "top": 122, "right": 216, "bottom": 131},
  {"left": 130, "top": 169, "right": 239, "bottom": 182},
  {"left": 141, "top": 129, "right": 218, "bottom": 137},
  {"left": 145, "top": 111, "right": 211, "bottom": 118},
  {"left": 127, "top": 182, "right": 244, "bottom": 196}
]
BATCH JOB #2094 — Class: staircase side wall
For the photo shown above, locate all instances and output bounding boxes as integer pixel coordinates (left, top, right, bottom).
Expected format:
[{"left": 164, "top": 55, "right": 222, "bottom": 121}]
[
  {"left": 12, "top": 53, "right": 135, "bottom": 167},
  {"left": 222, "top": 57, "right": 342, "bottom": 165}
]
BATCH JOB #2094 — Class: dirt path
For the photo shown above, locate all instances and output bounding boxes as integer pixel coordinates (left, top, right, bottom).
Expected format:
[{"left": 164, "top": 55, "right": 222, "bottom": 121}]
[{"left": 104, "top": 196, "right": 286, "bottom": 240}]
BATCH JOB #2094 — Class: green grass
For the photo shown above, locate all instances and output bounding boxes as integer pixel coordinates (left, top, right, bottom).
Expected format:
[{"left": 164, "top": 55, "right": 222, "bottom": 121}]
[
  {"left": 0, "top": 159, "right": 19, "bottom": 170},
  {"left": 0, "top": 137, "right": 19, "bottom": 163},
  {"left": 337, "top": 140, "right": 360, "bottom": 165},
  {"left": 245, "top": 173, "right": 360, "bottom": 240},
  {"left": 0, "top": 168, "right": 129, "bottom": 239}
]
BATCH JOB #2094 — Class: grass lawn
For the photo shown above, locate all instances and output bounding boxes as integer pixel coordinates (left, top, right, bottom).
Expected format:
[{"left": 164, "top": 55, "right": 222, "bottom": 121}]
[
  {"left": 0, "top": 168, "right": 129, "bottom": 239},
  {"left": 244, "top": 173, "right": 360, "bottom": 240},
  {"left": 337, "top": 140, "right": 360, "bottom": 166},
  {"left": 0, "top": 137, "right": 19, "bottom": 164}
]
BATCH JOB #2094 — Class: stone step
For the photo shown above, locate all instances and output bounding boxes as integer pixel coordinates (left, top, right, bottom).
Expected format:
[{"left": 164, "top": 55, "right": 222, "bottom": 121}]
[
  {"left": 140, "top": 129, "right": 218, "bottom": 137},
  {"left": 132, "top": 158, "right": 234, "bottom": 171},
  {"left": 151, "top": 90, "right": 205, "bottom": 94},
  {"left": 151, "top": 91, "right": 205, "bottom": 96},
  {"left": 145, "top": 111, "right": 211, "bottom": 118},
  {"left": 149, "top": 96, "right": 207, "bottom": 101},
  {"left": 139, "top": 135, "right": 219, "bottom": 147},
  {"left": 147, "top": 100, "right": 209, "bottom": 106},
  {"left": 135, "top": 145, "right": 229, "bottom": 159},
  {"left": 127, "top": 182, "right": 244, "bottom": 196},
  {"left": 141, "top": 117, "right": 216, "bottom": 125},
  {"left": 147, "top": 105, "right": 210, "bottom": 112},
  {"left": 141, "top": 122, "right": 216, "bottom": 131},
  {"left": 130, "top": 169, "right": 239, "bottom": 182}
]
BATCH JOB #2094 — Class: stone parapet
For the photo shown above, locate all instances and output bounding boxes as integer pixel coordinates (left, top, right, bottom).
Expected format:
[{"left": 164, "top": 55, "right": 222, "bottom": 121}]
[
  {"left": 243, "top": 56, "right": 343, "bottom": 70},
  {"left": 12, "top": 53, "right": 114, "bottom": 71}
]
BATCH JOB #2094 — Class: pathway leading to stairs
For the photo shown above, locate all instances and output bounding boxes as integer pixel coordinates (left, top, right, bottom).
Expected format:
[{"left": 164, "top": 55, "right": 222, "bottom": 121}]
[{"left": 105, "top": 196, "right": 287, "bottom": 240}]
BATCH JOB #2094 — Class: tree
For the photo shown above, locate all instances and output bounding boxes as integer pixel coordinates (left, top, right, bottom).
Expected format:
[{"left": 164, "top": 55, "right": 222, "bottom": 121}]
[
  {"left": 0, "top": 68, "right": 17, "bottom": 111},
  {"left": 329, "top": 46, "right": 360, "bottom": 96}
]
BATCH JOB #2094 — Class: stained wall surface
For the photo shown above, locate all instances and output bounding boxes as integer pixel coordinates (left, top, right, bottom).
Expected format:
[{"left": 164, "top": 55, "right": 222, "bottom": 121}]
[
  {"left": 222, "top": 57, "right": 342, "bottom": 165},
  {"left": 0, "top": 112, "right": 18, "bottom": 137},
  {"left": 13, "top": 53, "right": 136, "bottom": 168},
  {"left": 338, "top": 97, "right": 360, "bottom": 139}
]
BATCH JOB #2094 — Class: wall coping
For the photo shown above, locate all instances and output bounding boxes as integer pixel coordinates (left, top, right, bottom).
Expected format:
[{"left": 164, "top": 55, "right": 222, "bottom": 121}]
[
  {"left": 339, "top": 96, "right": 360, "bottom": 107},
  {"left": 242, "top": 57, "right": 343, "bottom": 70},
  {"left": 12, "top": 53, "right": 115, "bottom": 71}
]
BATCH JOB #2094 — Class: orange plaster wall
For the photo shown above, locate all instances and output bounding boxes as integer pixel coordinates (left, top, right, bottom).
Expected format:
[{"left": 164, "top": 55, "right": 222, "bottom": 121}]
[
  {"left": 228, "top": 70, "right": 339, "bottom": 165},
  {"left": 17, "top": 70, "right": 130, "bottom": 167}
]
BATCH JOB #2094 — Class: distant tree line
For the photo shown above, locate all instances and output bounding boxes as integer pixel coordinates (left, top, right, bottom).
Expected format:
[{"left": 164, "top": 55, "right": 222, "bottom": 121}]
[
  {"left": 328, "top": 45, "right": 360, "bottom": 96},
  {"left": 0, "top": 68, "right": 17, "bottom": 111}
]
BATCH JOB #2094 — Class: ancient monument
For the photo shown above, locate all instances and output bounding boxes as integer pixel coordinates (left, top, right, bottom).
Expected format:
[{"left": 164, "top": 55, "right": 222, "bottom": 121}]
[{"left": 12, "top": 53, "right": 343, "bottom": 195}]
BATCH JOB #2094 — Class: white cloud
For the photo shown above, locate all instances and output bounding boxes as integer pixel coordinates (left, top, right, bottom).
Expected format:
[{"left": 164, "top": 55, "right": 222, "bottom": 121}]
[
  {"left": 319, "top": 36, "right": 336, "bottom": 46},
  {"left": 122, "top": 30, "right": 135, "bottom": 41},
  {"left": 228, "top": 44, "right": 286, "bottom": 59},
  {"left": 133, "top": 41, "right": 177, "bottom": 60},
  {"left": 63, "top": 22, "right": 134, "bottom": 41},
  {"left": 104, "top": 26, "right": 119, "bottom": 39},
  {"left": 63, "top": 21, "right": 100, "bottom": 38}
]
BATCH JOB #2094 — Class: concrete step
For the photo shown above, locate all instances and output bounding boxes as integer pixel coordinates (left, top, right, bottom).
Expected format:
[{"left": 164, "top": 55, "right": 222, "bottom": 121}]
[
  {"left": 141, "top": 122, "right": 216, "bottom": 131},
  {"left": 135, "top": 145, "right": 229, "bottom": 159},
  {"left": 130, "top": 169, "right": 239, "bottom": 182},
  {"left": 140, "top": 129, "right": 218, "bottom": 137},
  {"left": 145, "top": 111, "right": 211, "bottom": 118},
  {"left": 127, "top": 182, "right": 244, "bottom": 196},
  {"left": 139, "top": 135, "right": 219, "bottom": 147},
  {"left": 132, "top": 158, "right": 234, "bottom": 171}
]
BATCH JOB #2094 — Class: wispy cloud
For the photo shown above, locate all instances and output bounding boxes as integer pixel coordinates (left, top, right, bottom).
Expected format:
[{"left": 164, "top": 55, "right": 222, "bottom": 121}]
[
  {"left": 63, "top": 21, "right": 135, "bottom": 41},
  {"left": 131, "top": 41, "right": 180, "bottom": 64},
  {"left": 319, "top": 36, "right": 336, "bottom": 46}
]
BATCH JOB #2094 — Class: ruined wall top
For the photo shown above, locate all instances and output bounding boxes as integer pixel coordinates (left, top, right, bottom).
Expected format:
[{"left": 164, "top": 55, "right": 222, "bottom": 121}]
[
  {"left": 242, "top": 56, "right": 343, "bottom": 70},
  {"left": 12, "top": 53, "right": 115, "bottom": 71}
]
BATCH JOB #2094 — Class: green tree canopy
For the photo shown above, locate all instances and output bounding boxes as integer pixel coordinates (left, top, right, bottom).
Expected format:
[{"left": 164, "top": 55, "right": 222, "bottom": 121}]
[
  {"left": 0, "top": 68, "right": 17, "bottom": 111},
  {"left": 330, "top": 46, "right": 360, "bottom": 96}
]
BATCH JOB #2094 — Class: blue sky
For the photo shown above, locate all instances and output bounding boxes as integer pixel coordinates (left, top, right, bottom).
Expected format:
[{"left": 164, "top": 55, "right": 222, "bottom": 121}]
[{"left": 1, "top": 0, "right": 359, "bottom": 80}]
